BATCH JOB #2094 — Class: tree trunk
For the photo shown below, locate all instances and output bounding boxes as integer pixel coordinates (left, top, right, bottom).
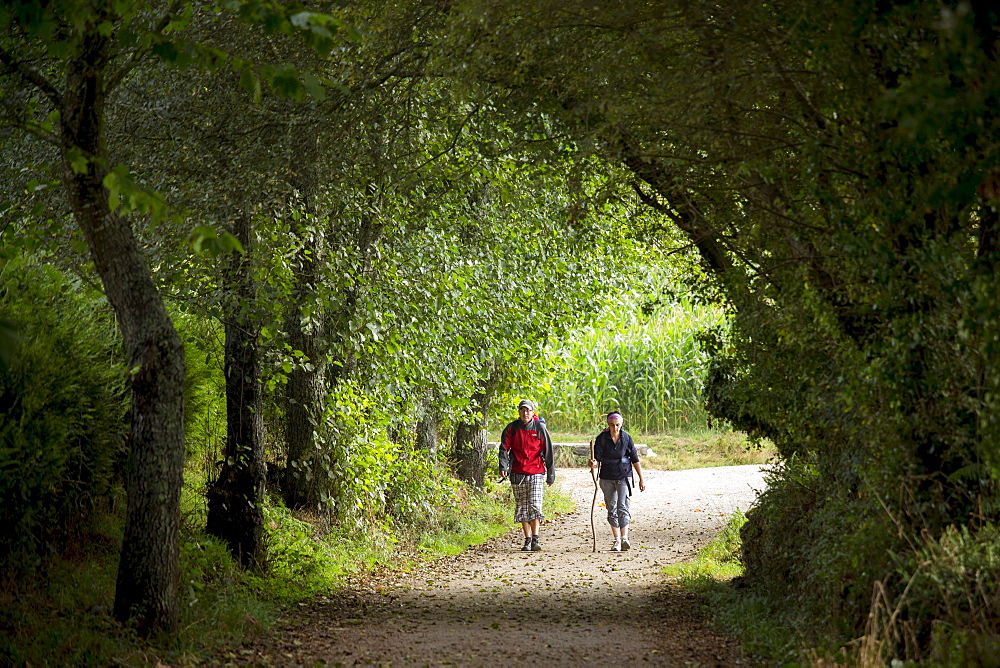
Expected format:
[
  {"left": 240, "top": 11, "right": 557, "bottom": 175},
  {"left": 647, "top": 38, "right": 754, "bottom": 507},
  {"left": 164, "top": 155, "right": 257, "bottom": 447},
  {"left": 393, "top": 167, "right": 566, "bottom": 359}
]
[
  {"left": 283, "top": 142, "right": 328, "bottom": 510},
  {"left": 454, "top": 392, "right": 490, "bottom": 487},
  {"left": 415, "top": 390, "right": 439, "bottom": 454},
  {"left": 206, "top": 211, "right": 266, "bottom": 569},
  {"left": 416, "top": 413, "right": 439, "bottom": 455},
  {"left": 60, "top": 28, "right": 184, "bottom": 634},
  {"left": 283, "top": 304, "right": 327, "bottom": 509}
]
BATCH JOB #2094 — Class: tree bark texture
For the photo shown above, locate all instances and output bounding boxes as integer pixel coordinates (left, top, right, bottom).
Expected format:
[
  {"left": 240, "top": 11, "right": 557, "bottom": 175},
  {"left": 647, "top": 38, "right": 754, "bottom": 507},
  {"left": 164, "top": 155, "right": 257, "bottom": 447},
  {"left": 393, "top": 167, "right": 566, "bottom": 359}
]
[
  {"left": 60, "top": 28, "right": 184, "bottom": 634},
  {"left": 454, "top": 393, "right": 490, "bottom": 488},
  {"left": 282, "top": 230, "right": 329, "bottom": 508},
  {"left": 282, "top": 132, "right": 330, "bottom": 509},
  {"left": 414, "top": 390, "right": 439, "bottom": 454},
  {"left": 416, "top": 414, "right": 439, "bottom": 455},
  {"left": 206, "top": 211, "right": 266, "bottom": 569}
]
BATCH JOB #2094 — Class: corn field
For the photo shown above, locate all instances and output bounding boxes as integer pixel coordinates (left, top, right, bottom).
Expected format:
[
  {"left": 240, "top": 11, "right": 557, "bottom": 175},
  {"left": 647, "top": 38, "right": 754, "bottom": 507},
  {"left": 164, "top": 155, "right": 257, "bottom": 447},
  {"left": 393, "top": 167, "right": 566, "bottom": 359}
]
[{"left": 535, "top": 303, "right": 725, "bottom": 433}]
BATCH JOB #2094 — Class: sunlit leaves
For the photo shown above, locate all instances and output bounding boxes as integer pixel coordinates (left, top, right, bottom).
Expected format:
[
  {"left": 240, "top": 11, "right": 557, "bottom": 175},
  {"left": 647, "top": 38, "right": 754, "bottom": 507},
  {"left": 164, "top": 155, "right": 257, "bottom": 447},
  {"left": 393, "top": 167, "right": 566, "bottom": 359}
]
[
  {"left": 186, "top": 225, "right": 244, "bottom": 258},
  {"left": 102, "top": 165, "right": 182, "bottom": 225}
]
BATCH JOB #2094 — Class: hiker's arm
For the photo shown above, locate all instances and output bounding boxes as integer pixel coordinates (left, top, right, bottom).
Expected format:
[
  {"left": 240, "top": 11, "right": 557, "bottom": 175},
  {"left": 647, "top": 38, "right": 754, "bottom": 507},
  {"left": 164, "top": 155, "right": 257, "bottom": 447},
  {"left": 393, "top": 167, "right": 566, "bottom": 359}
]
[
  {"left": 498, "top": 425, "right": 512, "bottom": 476},
  {"left": 590, "top": 435, "right": 604, "bottom": 469},
  {"left": 542, "top": 426, "right": 555, "bottom": 485},
  {"left": 632, "top": 461, "right": 646, "bottom": 492}
]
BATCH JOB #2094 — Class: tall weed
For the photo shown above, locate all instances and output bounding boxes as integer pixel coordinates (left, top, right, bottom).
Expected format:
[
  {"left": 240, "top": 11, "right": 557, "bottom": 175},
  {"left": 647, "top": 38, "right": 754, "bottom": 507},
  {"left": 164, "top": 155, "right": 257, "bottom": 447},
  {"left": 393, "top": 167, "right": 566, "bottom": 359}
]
[{"left": 853, "top": 523, "right": 1000, "bottom": 665}]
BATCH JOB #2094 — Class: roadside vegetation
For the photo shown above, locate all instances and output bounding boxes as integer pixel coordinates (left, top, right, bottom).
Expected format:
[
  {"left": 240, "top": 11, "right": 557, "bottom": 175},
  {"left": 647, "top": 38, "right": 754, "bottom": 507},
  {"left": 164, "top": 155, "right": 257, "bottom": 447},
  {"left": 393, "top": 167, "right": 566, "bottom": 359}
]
[
  {"left": 535, "top": 299, "right": 723, "bottom": 435},
  {"left": 3, "top": 0, "right": 999, "bottom": 665}
]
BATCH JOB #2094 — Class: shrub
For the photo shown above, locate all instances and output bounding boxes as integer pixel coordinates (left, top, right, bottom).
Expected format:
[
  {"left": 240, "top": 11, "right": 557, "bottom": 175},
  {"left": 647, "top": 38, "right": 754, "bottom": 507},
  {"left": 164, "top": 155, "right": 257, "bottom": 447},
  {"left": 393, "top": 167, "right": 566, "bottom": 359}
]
[
  {"left": 855, "top": 523, "right": 1000, "bottom": 665},
  {"left": 0, "top": 258, "right": 128, "bottom": 567}
]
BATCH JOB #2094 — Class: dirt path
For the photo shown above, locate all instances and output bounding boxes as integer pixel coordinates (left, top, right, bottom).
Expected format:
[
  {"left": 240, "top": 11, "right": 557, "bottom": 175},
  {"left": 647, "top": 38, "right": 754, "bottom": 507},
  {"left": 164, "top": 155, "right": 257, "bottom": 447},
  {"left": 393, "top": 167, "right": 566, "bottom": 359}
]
[{"left": 231, "top": 465, "right": 768, "bottom": 666}]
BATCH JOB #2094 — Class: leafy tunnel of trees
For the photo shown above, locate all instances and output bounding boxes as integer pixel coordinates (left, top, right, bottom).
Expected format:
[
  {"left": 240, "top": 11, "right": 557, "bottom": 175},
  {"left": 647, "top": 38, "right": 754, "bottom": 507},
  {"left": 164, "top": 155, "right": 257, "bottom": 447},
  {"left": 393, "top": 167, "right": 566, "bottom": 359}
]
[{"left": 2, "top": 0, "right": 999, "bottom": 660}]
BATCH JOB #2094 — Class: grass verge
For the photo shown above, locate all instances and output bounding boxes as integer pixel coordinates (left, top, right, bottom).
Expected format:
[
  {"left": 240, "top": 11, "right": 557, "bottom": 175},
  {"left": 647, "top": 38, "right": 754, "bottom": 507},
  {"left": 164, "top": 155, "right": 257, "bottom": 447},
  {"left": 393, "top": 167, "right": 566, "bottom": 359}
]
[{"left": 660, "top": 508, "right": 801, "bottom": 663}]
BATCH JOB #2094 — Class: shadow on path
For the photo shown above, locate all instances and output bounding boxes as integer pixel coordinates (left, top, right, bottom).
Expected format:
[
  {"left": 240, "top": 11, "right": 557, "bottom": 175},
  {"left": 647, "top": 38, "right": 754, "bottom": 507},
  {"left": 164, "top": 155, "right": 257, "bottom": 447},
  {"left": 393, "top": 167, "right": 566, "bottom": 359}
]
[{"left": 228, "top": 466, "right": 767, "bottom": 666}]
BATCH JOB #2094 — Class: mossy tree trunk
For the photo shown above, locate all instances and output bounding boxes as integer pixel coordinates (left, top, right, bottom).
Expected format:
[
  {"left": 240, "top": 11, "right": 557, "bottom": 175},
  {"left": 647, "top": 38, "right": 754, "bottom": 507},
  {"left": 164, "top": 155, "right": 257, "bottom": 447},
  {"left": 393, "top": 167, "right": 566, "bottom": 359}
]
[
  {"left": 454, "top": 392, "right": 491, "bottom": 488},
  {"left": 207, "top": 210, "right": 266, "bottom": 568},
  {"left": 59, "top": 24, "right": 185, "bottom": 635}
]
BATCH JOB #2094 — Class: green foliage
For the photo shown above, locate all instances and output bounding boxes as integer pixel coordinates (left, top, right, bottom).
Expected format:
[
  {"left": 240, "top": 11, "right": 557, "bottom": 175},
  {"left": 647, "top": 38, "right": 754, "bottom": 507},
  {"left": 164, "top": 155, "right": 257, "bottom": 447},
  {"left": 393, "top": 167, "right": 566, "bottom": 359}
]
[
  {"left": 0, "top": 258, "right": 127, "bottom": 566},
  {"left": 175, "top": 529, "right": 277, "bottom": 656},
  {"left": 858, "top": 524, "right": 1000, "bottom": 665},
  {"left": 700, "top": 1, "right": 1000, "bottom": 657},
  {"left": 304, "top": 382, "right": 461, "bottom": 528},
  {"left": 248, "top": 504, "right": 374, "bottom": 602},
  {"left": 172, "top": 310, "right": 225, "bottom": 460},
  {"left": 415, "top": 480, "right": 512, "bottom": 555},
  {"left": 0, "top": 528, "right": 129, "bottom": 666},
  {"left": 535, "top": 300, "right": 724, "bottom": 433}
]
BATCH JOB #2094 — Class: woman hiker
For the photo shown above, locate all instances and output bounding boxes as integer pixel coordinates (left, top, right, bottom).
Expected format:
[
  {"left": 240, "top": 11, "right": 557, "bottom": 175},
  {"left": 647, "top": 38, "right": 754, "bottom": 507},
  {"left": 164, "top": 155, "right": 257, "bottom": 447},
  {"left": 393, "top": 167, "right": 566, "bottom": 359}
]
[
  {"left": 499, "top": 399, "right": 555, "bottom": 551},
  {"left": 589, "top": 411, "right": 646, "bottom": 551}
]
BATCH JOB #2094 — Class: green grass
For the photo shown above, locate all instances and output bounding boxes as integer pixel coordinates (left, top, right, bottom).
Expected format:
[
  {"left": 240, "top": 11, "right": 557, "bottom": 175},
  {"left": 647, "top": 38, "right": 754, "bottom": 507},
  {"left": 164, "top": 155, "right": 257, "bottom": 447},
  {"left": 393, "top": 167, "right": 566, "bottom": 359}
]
[
  {"left": 0, "top": 530, "right": 136, "bottom": 666},
  {"left": 659, "top": 507, "right": 801, "bottom": 663},
  {"left": 543, "top": 479, "right": 578, "bottom": 515},
  {"left": 661, "top": 509, "right": 746, "bottom": 581},
  {"left": 418, "top": 474, "right": 578, "bottom": 555},
  {"left": 416, "top": 482, "right": 518, "bottom": 555}
]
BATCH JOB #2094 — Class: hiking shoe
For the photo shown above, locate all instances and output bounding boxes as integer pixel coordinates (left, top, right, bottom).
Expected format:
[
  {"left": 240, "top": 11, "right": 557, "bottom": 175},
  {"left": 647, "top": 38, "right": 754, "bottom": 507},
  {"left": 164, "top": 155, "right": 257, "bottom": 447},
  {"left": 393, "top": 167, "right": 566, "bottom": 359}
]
[
  {"left": 530, "top": 536, "right": 542, "bottom": 551},
  {"left": 611, "top": 538, "right": 621, "bottom": 552},
  {"left": 521, "top": 538, "right": 532, "bottom": 552},
  {"left": 621, "top": 536, "right": 631, "bottom": 551}
]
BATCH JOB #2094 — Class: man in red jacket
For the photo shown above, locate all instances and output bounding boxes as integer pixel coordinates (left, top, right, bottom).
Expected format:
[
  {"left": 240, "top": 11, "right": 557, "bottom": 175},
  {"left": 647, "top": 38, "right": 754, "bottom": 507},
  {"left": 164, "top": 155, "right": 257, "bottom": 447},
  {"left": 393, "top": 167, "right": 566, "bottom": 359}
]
[{"left": 499, "top": 399, "right": 555, "bottom": 551}]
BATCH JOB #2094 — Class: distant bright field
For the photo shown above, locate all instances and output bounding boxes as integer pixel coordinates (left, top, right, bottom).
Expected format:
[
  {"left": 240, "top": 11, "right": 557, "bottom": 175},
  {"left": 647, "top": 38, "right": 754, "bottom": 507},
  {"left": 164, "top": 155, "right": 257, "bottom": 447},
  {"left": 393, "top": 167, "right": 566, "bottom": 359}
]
[{"left": 533, "top": 301, "right": 724, "bottom": 434}]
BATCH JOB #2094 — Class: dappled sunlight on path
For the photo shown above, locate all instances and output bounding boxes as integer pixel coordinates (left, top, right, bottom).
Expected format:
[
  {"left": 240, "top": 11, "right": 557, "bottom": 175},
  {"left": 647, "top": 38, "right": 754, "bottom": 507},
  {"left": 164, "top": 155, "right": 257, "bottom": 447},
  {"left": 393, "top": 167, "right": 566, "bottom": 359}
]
[{"left": 230, "top": 466, "right": 767, "bottom": 666}]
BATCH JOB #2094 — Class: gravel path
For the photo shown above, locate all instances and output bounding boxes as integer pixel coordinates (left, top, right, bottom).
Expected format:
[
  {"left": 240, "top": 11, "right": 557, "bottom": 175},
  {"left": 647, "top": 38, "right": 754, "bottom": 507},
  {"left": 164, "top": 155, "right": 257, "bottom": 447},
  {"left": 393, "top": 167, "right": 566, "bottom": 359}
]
[{"left": 231, "top": 465, "right": 768, "bottom": 666}]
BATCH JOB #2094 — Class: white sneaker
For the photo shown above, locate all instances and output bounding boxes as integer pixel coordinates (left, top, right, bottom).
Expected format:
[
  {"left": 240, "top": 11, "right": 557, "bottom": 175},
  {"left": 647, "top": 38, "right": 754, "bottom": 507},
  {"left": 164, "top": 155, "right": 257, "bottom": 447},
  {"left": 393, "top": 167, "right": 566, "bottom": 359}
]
[
  {"left": 620, "top": 536, "right": 631, "bottom": 551},
  {"left": 611, "top": 538, "right": 621, "bottom": 552}
]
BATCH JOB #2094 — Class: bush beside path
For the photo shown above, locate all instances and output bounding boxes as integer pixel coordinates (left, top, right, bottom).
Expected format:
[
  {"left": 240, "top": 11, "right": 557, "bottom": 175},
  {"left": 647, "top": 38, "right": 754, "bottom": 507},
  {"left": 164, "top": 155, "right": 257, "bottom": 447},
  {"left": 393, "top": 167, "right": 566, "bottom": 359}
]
[{"left": 228, "top": 466, "right": 768, "bottom": 666}]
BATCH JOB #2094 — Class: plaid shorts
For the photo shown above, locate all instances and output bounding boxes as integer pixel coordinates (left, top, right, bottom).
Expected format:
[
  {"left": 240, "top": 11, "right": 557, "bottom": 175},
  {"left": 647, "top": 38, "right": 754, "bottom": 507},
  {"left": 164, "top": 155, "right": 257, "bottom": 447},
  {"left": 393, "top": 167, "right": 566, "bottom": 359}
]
[{"left": 511, "top": 473, "right": 545, "bottom": 523}]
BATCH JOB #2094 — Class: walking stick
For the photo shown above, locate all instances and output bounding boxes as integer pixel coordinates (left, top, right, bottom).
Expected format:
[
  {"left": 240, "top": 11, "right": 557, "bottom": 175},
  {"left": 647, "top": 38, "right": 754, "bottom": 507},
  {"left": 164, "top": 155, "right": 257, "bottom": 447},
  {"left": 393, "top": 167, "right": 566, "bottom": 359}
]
[{"left": 589, "top": 439, "right": 598, "bottom": 553}]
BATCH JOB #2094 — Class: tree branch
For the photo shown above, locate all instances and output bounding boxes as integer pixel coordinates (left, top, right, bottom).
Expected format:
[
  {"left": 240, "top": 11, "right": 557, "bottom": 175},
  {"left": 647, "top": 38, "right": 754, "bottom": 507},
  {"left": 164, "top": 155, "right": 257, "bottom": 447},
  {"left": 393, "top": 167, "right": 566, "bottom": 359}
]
[
  {"left": 0, "top": 46, "right": 62, "bottom": 108},
  {"left": 624, "top": 153, "right": 734, "bottom": 275},
  {"left": 106, "top": 0, "right": 184, "bottom": 93}
]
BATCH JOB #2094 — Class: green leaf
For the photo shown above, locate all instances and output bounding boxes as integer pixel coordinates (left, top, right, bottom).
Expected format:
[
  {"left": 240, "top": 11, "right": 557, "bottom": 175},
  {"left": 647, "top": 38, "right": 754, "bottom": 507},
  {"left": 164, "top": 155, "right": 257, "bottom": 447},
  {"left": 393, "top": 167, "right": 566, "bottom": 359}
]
[
  {"left": 267, "top": 64, "right": 303, "bottom": 100},
  {"left": 67, "top": 148, "right": 89, "bottom": 175},
  {"left": 289, "top": 11, "right": 315, "bottom": 29},
  {"left": 240, "top": 69, "right": 262, "bottom": 104},
  {"left": 301, "top": 71, "right": 326, "bottom": 101},
  {"left": 186, "top": 225, "right": 243, "bottom": 258}
]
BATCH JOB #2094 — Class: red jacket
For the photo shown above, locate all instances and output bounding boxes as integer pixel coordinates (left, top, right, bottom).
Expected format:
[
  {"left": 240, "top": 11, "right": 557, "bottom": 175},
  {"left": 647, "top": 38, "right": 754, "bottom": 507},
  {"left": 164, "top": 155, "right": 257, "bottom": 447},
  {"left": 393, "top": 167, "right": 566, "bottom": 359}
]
[{"left": 499, "top": 417, "right": 554, "bottom": 484}]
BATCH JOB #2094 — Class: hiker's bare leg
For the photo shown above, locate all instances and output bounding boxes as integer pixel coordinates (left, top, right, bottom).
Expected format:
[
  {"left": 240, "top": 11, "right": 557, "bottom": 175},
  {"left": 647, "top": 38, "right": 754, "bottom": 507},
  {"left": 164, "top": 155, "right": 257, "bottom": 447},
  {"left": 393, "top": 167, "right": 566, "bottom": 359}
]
[
  {"left": 521, "top": 521, "right": 532, "bottom": 538},
  {"left": 529, "top": 518, "right": 540, "bottom": 535}
]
